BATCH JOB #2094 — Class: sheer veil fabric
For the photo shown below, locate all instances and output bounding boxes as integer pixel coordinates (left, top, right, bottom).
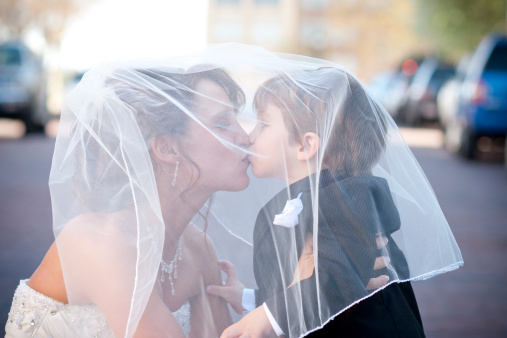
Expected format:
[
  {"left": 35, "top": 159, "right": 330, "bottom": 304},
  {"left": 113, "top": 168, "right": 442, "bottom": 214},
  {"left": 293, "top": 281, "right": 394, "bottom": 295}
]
[{"left": 50, "top": 43, "right": 463, "bottom": 337}]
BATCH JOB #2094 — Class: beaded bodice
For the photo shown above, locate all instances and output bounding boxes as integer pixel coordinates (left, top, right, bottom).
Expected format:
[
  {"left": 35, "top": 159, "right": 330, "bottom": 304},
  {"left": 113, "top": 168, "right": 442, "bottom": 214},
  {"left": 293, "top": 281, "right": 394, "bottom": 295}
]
[
  {"left": 5, "top": 279, "right": 191, "bottom": 337},
  {"left": 172, "top": 301, "right": 191, "bottom": 336}
]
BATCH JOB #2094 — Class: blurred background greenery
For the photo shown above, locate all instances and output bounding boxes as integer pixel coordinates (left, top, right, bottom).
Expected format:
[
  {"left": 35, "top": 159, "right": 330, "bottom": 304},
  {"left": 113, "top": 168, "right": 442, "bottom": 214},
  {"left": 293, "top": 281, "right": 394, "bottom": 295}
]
[
  {"left": 414, "top": 0, "right": 506, "bottom": 59},
  {"left": 1, "top": 0, "right": 505, "bottom": 76}
]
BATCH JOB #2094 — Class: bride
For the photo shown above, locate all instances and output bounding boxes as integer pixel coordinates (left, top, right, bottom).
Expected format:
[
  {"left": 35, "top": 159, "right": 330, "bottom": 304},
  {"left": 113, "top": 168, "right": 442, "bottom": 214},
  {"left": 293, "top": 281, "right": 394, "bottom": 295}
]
[{"left": 5, "top": 63, "right": 251, "bottom": 337}]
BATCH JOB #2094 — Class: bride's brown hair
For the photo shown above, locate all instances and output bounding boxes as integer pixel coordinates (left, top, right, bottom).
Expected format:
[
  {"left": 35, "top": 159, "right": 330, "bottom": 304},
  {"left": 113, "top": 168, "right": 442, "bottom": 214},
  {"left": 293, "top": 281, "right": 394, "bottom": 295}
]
[{"left": 73, "top": 66, "right": 245, "bottom": 212}]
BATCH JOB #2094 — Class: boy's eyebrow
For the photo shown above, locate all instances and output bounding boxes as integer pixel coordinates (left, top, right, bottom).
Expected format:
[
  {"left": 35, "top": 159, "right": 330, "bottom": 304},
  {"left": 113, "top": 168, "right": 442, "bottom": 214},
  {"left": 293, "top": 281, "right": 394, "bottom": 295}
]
[
  {"left": 256, "top": 113, "right": 270, "bottom": 125},
  {"left": 257, "top": 109, "right": 270, "bottom": 120}
]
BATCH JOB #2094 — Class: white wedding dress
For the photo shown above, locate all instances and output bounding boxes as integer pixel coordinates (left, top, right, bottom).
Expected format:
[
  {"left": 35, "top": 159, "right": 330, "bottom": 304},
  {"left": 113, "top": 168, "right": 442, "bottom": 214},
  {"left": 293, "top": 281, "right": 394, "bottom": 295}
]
[{"left": 5, "top": 280, "right": 191, "bottom": 337}]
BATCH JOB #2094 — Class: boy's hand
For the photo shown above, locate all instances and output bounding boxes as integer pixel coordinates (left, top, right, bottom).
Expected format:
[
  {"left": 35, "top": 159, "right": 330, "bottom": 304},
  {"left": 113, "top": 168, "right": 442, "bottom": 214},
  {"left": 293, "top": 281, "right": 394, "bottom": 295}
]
[
  {"left": 206, "top": 260, "right": 245, "bottom": 315},
  {"left": 366, "top": 274, "right": 390, "bottom": 290},
  {"left": 367, "top": 233, "right": 390, "bottom": 290},
  {"left": 289, "top": 232, "right": 391, "bottom": 290},
  {"left": 220, "top": 306, "right": 278, "bottom": 338}
]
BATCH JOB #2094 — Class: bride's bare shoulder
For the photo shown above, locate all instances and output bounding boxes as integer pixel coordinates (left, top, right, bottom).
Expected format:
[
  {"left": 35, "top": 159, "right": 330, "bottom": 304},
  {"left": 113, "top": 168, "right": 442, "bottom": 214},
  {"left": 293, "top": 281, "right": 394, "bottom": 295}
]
[
  {"left": 27, "top": 211, "right": 139, "bottom": 304},
  {"left": 59, "top": 211, "right": 138, "bottom": 247},
  {"left": 56, "top": 211, "right": 139, "bottom": 279}
]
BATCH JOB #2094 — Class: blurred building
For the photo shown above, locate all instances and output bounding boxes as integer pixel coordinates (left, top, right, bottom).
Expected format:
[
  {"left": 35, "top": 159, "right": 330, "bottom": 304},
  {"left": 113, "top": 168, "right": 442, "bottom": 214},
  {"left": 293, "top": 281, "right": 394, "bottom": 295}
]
[{"left": 207, "top": 0, "right": 423, "bottom": 81}]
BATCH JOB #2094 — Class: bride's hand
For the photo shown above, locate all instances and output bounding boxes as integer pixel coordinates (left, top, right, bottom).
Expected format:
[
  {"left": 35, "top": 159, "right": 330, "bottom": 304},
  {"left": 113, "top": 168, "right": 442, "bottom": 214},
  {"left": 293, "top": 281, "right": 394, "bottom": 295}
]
[{"left": 206, "top": 260, "right": 245, "bottom": 315}]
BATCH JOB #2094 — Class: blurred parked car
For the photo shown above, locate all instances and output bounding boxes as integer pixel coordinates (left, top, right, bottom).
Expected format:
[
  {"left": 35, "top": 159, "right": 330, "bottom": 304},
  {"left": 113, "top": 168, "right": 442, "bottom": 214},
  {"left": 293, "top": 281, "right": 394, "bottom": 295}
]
[
  {"left": 402, "top": 57, "right": 455, "bottom": 126},
  {"left": 0, "top": 41, "right": 47, "bottom": 132},
  {"left": 437, "top": 54, "right": 471, "bottom": 130},
  {"left": 445, "top": 34, "right": 507, "bottom": 158},
  {"left": 366, "top": 70, "right": 397, "bottom": 114},
  {"left": 384, "top": 72, "right": 413, "bottom": 121},
  {"left": 372, "top": 57, "right": 424, "bottom": 122}
]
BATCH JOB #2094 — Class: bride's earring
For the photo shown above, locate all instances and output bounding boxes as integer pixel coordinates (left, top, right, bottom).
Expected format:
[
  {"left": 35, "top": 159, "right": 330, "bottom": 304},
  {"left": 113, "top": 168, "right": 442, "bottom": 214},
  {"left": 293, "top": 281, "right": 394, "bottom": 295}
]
[{"left": 171, "top": 161, "right": 179, "bottom": 187}]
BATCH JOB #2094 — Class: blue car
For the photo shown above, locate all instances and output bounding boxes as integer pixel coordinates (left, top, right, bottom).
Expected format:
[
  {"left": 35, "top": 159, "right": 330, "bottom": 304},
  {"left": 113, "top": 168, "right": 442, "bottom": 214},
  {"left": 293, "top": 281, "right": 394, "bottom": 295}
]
[{"left": 445, "top": 34, "right": 507, "bottom": 158}]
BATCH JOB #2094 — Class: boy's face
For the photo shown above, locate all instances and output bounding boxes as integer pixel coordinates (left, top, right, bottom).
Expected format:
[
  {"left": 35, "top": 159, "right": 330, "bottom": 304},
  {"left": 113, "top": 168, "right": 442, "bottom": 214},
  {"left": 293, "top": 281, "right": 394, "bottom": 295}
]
[{"left": 249, "top": 103, "right": 300, "bottom": 180}]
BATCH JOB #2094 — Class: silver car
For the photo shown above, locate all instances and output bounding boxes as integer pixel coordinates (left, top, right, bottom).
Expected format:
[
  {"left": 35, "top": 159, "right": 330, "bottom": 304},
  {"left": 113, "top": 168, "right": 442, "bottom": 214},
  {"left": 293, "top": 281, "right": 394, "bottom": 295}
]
[{"left": 0, "top": 41, "right": 47, "bottom": 133}]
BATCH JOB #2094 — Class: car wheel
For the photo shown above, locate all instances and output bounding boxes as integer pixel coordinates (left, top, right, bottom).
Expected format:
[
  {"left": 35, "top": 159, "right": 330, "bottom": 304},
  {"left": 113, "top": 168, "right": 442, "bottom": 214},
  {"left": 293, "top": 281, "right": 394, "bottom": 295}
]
[
  {"left": 404, "top": 106, "right": 421, "bottom": 127},
  {"left": 21, "top": 106, "right": 37, "bottom": 134},
  {"left": 504, "top": 134, "right": 507, "bottom": 169},
  {"left": 445, "top": 120, "right": 475, "bottom": 159},
  {"left": 458, "top": 127, "right": 476, "bottom": 159},
  {"left": 407, "top": 113, "right": 421, "bottom": 127}
]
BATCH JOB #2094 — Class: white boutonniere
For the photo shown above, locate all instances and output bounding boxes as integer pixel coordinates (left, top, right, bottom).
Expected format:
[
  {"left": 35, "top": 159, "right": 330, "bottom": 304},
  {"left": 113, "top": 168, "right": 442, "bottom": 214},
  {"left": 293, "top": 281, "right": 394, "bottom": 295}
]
[{"left": 273, "top": 192, "right": 304, "bottom": 228}]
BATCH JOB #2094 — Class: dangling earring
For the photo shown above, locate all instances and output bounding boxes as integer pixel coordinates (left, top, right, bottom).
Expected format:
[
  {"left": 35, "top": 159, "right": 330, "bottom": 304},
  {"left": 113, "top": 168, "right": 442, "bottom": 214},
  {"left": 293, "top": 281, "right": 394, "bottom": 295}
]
[{"left": 171, "top": 161, "right": 179, "bottom": 187}]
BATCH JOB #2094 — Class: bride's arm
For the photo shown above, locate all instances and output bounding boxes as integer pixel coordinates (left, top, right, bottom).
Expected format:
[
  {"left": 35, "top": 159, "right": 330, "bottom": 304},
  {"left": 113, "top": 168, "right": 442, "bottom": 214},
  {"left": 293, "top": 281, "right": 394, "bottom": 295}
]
[{"left": 188, "top": 232, "right": 233, "bottom": 338}]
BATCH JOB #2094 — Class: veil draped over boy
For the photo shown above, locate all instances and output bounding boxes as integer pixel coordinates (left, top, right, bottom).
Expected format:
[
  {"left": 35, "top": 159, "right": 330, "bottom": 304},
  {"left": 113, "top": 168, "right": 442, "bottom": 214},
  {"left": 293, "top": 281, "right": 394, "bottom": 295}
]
[{"left": 43, "top": 44, "right": 461, "bottom": 337}]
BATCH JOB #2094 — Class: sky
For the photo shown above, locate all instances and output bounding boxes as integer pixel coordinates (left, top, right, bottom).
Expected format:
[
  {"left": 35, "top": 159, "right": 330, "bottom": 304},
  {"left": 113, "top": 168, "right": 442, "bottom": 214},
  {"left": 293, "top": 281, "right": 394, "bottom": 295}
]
[{"left": 58, "top": 0, "right": 208, "bottom": 71}]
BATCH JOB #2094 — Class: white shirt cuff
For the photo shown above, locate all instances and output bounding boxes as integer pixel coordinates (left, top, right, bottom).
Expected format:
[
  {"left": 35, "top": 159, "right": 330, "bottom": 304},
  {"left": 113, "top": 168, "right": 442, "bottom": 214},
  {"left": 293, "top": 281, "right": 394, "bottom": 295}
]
[
  {"left": 262, "top": 302, "right": 284, "bottom": 336},
  {"left": 241, "top": 288, "right": 256, "bottom": 315}
]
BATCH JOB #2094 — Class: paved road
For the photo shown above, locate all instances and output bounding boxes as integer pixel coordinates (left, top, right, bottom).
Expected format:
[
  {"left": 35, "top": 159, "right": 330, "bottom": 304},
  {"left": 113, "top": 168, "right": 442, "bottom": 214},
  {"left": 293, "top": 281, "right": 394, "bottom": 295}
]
[
  {"left": 1, "top": 129, "right": 506, "bottom": 337},
  {"left": 409, "top": 145, "right": 507, "bottom": 338},
  {"left": 0, "top": 134, "right": 55, "bottom": 330}
]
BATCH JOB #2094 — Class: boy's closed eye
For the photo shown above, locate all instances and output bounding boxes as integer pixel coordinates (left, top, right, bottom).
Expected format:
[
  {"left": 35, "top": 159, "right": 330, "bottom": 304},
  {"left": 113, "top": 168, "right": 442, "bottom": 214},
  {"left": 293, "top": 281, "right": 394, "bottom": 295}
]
[
  {"left": 258, "top": 120, "right": 270, "bottom": 128},
  {"left": 250, "top": 120, "right": 269, "bottom": 138}
]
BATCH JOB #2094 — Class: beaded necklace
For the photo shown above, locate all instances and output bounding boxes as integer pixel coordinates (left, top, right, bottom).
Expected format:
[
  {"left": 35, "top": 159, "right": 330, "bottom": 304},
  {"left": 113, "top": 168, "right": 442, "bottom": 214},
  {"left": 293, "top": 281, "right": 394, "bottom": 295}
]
[{"left": 160, "top": 239, "right": 182, "bottom": 296}]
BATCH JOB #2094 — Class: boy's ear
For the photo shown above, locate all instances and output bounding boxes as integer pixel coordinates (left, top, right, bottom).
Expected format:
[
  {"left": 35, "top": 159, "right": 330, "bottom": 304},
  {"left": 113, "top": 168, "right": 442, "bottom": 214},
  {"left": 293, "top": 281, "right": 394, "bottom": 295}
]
[
  {"left": 150, "top": 136, "right": 180, "bottom": 164},
  {"left": 296, "top": 132, "right": 320, "bottom": 161}
]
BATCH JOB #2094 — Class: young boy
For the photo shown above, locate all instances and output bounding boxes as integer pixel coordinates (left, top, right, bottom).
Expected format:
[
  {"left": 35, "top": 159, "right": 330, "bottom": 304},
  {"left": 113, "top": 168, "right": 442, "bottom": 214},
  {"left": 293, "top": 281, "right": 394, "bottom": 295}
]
[{"left": 209, "top": 68, "right": 424, "bottom": 338}]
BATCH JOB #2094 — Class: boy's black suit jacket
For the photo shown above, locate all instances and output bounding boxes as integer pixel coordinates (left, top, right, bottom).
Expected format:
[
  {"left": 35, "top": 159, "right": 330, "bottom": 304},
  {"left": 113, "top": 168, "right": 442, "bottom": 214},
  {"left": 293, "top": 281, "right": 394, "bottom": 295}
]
[{"left": 252, "top": 170, "right": 425, "bottom": 337}]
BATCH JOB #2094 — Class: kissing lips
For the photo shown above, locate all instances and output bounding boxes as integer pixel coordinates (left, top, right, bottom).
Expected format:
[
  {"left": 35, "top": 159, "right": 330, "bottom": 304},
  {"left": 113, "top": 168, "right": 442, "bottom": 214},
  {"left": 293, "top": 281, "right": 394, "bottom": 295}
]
[{"left": 242, "top": 155, "right": 250, "bottom": 167}]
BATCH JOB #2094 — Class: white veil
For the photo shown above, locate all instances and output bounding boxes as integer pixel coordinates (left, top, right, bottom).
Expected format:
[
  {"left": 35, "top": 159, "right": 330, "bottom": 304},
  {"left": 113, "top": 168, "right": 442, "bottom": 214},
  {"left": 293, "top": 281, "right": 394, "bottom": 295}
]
[{"left": 50, "top": 43, "right": 463, "bottom": 337}]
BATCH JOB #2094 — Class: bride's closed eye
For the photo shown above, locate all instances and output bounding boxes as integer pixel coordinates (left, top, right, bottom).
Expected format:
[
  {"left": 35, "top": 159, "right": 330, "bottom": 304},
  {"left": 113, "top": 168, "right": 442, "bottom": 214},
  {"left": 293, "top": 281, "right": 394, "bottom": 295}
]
[
  {"left": 213, "top": 118, "right": 232, "bottom": 129},
  {"left": 211, "top": 111, "right": 234, "bottom": 129}
]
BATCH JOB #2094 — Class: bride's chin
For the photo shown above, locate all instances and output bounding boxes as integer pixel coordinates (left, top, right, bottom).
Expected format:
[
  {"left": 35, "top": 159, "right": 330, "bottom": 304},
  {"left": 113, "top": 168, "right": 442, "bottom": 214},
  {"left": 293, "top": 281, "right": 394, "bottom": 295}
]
[{"left": 230, "top": 175, "right": 250, "bottom": 191}]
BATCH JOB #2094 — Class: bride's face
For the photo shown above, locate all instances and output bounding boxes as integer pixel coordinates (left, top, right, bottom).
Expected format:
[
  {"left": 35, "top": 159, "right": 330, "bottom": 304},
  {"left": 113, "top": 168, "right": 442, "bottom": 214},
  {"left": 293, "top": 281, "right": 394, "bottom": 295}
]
[{"left": 180, "top": 79, "right": 250, "bottom": 193}]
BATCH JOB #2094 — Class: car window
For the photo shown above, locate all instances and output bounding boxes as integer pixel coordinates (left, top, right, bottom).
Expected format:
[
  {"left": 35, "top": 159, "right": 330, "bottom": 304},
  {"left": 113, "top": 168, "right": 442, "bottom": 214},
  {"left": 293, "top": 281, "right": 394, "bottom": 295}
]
[
  {"left": 429, "top": 68, "right": 454, "bottom": 89},
  {"left": 0, "top": 47, "right": 21, "bottom": 66},
  {"left": 484, "top": 44, "right": 507, "bottom": 72}
]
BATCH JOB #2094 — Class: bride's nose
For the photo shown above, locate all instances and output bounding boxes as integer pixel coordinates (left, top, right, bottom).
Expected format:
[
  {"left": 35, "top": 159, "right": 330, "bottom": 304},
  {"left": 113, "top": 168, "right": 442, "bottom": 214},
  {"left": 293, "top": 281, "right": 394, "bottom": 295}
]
[
  {"left": 237, "top": 133, "right": 250, "bottom": 150},
  {"left": 234, "top": 123, "right": 251, "bottom": 149}
]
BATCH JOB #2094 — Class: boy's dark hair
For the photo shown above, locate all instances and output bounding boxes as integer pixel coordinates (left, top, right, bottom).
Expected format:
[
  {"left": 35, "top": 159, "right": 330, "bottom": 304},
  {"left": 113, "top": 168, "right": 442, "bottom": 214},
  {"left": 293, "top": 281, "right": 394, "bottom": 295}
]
[{"left": 253, "top": 67, "right": 387, "bottom": 176}]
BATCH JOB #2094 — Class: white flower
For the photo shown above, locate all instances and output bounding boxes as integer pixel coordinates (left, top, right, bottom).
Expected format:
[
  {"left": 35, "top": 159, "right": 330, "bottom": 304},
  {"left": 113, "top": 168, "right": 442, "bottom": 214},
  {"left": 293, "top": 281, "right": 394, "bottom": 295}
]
[{"left": 273, "top": 192, "right": 304, "bottom": 228}]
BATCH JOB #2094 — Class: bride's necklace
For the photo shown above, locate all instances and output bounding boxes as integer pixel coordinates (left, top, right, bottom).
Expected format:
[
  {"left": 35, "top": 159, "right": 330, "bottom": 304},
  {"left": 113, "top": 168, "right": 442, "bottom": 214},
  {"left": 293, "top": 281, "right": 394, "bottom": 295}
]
[{"left": 160, "top": 239, "right": 183, "bottom": 296}]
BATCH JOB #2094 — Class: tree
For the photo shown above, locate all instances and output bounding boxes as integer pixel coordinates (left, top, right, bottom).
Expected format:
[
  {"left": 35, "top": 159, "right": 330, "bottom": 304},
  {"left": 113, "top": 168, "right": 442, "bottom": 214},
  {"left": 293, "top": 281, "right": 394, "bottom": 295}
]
[
  {"left": 414, "top": 0, "right": 506, "bottom": 59},
  {"left": 0, "top": 0, "right": 91, "bottom": 48}
]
